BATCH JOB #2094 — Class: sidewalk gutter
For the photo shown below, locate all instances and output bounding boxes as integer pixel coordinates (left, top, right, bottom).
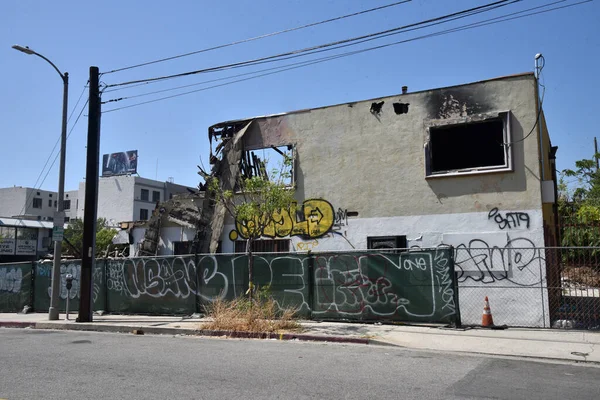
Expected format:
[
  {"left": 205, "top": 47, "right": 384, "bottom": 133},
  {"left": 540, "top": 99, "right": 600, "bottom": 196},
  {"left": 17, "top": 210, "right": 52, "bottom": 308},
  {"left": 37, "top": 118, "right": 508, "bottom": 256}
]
[{"left": 0, "top": 321, "right": 369, "bottom": 345}]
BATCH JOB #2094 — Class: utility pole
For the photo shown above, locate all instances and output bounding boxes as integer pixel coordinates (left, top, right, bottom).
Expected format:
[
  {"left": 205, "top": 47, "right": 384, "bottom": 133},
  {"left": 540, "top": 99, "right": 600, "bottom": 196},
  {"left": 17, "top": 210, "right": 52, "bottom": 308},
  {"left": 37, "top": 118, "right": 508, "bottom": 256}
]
[
  {"left": 595, "top": 137, "right": 599, "bottom": 171},
  {"left": 78, "top": 66, "right": 101, "bottom": 323},
  {"left": 11, "top": 45, "right": 69, "bottom": 321}
]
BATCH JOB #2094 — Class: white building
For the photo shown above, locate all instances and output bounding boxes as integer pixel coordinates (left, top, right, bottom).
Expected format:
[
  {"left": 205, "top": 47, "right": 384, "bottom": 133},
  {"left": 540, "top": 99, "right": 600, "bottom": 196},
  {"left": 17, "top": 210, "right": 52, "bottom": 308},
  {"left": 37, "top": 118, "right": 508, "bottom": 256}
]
[
  {"left": 0, "top": 187, "right": 62, "bottom": 222},
  {"left": 76, "top": 176, "right": 196, "bottom": 225},
  {"left": 0, "top": 177, "right": 196, "bottom": 226}
]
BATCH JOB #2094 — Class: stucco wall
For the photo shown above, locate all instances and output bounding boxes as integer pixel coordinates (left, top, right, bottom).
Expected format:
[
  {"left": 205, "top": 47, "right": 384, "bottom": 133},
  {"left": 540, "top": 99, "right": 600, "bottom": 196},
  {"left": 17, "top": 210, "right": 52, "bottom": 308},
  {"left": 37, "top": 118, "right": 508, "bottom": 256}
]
[
  {"left": 0, "top": 188, "right": 28, "bottom": 218},
  {"left": 0, "top": 187, "right": 59, "bottom": 220},
  {"left": 129, "top": 226, "right": 196, "bottom": 256},
  {"left": 241, "top": 74, "right": 542, "bottom": 217},
  {"left": 77, "top": 176, "right": 136, "bottom": 224}
]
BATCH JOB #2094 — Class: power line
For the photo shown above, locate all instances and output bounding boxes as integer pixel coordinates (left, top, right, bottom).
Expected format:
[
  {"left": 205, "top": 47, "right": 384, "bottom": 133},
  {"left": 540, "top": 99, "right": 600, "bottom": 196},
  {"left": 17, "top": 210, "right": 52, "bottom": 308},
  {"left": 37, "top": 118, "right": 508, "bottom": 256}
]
[
  {"left": 102, "top": 0, "right": 413, "bottom": 75},
  {"left": 103, "top": 54, "right": 354, "bottom": 104},
  {"left": 102, "top": 0, "right": 589, "bottom": 113},
  {"left": 20, "top": 96, "right": 89, "bottom": 215},
  {"left": 17, "top": 84, "right": 89, "bottom": 217},
  {"left": 104, "top": 0, "right": 573, "bottom": 103},
  {"left": 105, "top": 0, "right": 520, "bottom": 88}
]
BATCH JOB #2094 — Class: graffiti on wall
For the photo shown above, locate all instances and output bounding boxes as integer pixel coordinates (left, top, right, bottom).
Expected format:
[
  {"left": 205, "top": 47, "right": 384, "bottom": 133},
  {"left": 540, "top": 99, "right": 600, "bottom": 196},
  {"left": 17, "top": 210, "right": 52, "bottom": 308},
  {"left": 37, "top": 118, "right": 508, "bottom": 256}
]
[
  {"left": 313, "top": 249, "right": 456, "bottom": 320},
  {"left": 488, "top": 208, "right": 530, "bottom": 230},
  {"left": 451, "top": 237, "right": 543, "bottom": 286},
  {"left": 229, "top": 199, "right": 335, "bottom": 241},
  {"left": 0, "top": 267, "right": 23, "bottom": 293},
  {"left": 39, "top": 262, "right": 103, "bottom": 302},
  {"left": 96, "top": 249, "right": 457, "bottom": 323},
  {"left": 106, "top": 258, "right": 201, "bottom": 300}
]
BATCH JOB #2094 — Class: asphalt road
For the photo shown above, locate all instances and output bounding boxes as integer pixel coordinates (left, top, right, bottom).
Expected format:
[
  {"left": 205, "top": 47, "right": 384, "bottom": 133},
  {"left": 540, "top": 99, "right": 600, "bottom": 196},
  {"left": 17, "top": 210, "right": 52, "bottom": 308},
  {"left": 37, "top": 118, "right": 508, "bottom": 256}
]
[{"left": 0, "top": 329, "right": 598, "bottom": 400}]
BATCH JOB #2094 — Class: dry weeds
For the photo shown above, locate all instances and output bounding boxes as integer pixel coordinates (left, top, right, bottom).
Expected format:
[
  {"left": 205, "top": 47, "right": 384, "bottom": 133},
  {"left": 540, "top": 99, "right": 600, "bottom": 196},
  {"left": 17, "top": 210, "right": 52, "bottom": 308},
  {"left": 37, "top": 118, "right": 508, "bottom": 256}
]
[
  {"left": 563, "top": 265, "right": 600, "bottom": 288},
  {"left": 201, "top": 297, "right": 301, "bottom": 333}
]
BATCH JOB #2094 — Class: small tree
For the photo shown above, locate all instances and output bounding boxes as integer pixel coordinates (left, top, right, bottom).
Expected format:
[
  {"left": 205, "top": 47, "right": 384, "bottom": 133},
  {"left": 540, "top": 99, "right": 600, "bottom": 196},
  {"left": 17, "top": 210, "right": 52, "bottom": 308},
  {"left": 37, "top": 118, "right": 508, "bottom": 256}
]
[
  {"left": 63, "top": 218, "right": 117, "bottom": 258},
  {"left": 559, "top": 152, "right": 600, "bottom": 258},
  {"left": 208, "top": 151, "right": 296, "bottom": 297}
]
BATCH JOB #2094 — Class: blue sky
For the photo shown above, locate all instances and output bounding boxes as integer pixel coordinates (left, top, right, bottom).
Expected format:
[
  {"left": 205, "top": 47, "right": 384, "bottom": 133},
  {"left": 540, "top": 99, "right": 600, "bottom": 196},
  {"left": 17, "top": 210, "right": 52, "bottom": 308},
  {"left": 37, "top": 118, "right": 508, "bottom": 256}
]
[{"left": 1, "top": 0, "right": 598, "bottom": 192}]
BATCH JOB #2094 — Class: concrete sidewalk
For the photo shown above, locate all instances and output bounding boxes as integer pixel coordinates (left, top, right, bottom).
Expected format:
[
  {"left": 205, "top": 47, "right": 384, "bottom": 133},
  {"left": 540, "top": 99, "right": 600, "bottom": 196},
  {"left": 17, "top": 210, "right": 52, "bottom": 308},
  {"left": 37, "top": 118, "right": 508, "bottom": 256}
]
[{"left": 1, "top": 313, "right": 599, "bottom": 364}]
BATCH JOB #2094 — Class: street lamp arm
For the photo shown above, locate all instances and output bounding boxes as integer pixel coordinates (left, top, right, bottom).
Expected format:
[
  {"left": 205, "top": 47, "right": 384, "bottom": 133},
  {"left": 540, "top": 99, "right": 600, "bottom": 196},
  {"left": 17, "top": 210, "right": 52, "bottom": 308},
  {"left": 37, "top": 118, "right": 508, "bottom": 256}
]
[{"left": 32, "top": 52, "right": 67, "bottom": 82}]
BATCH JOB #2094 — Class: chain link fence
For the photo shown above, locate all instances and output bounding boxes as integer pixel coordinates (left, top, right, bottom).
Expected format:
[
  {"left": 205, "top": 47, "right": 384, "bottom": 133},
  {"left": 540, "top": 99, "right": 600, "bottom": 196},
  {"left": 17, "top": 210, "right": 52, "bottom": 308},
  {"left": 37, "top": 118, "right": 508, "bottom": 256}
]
[{"left": 454, "top": 246, "right": 600, "bottom": 330}]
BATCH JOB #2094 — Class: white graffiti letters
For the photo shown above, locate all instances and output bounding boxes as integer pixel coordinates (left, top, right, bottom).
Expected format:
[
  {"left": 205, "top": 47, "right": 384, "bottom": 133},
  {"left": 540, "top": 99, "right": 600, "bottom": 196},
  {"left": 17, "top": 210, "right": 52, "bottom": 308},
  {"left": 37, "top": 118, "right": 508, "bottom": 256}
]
[{"left": 0, "top": 267, "right": 23, "bottom": 293}]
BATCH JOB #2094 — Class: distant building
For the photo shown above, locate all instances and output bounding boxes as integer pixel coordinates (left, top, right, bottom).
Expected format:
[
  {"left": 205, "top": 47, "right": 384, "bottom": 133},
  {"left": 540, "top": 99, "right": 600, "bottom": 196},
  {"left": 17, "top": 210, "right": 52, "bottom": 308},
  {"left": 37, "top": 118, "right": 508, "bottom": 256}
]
[
  {"left": 0, "top": 177, "right": 196, "bottom": 226},
  {"left": 0, "top": 217, "right": 53, "bottom": 263},
  {"left": 0, "top": 187, "right": 62, "bottom": 222},
  {"left": 75, "top": 176, "right": 197, "bottom": 225}
]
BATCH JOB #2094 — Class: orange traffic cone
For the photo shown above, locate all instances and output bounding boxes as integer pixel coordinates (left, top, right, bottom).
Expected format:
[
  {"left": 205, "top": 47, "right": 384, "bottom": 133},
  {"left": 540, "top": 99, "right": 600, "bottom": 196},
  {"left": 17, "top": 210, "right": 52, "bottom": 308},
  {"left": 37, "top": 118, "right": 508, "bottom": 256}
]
[{"left": 482, "top": 296, "right": 494, "bottom": 327}]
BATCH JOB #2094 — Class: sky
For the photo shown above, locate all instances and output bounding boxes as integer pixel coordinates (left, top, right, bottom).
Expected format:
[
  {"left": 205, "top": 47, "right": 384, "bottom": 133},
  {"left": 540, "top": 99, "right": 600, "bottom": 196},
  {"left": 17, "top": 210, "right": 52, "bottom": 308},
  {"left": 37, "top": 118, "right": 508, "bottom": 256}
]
[{"left": 1, "top": 0, "right": 598, "bottom": 193}]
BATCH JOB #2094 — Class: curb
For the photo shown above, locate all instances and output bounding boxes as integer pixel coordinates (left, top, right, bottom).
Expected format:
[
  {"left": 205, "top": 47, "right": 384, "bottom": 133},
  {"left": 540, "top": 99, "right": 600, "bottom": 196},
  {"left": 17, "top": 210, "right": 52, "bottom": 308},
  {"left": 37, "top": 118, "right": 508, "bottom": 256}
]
[
  {"left": 0, "top": 321, "right": 370, "bottom": 345},
  {"left": 0, "top": 321, "right": 36, "bottom": 329}
]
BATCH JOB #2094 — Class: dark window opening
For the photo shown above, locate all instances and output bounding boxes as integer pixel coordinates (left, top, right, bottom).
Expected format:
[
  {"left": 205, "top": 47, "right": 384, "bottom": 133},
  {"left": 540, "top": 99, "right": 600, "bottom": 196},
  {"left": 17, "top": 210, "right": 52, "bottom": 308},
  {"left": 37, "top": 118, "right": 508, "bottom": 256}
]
[
  {"left": 48, "top": 199, "right": 52, "bottom": 207},
  {"left": 54, "top": 200, "right": 57, "bottom": 208},
  {"left": 173, "top": 241, "right": 194, "bottom": 255},
  {"left": 140, "top": 189, "right": 149, "bottom": 201},
  {"left": 152, "top": 190, "right": 160, "bottom": 203},
  {"left": 429, "top": 118, "right": 506, "bottom": 174},
  {"left": 64, "top": 217, "right": 70, "bottom": 223},
  {"left": 49, "top": 193, "right": 53, "bottom": 198},
  {"left": 63, "top": 200, "right": 71, "bottom": 210},
  {"left": 367, "top": 236, "right": 407, "bottom": 253},
  {"left": 32, "top": 198, "right": 42, "bottom": 209},
  {"left": 140, "top": 208, "right": 149, "bottom": 220},
  {"left": 234, "top": 239, "right": 290, "bottom": 253}
]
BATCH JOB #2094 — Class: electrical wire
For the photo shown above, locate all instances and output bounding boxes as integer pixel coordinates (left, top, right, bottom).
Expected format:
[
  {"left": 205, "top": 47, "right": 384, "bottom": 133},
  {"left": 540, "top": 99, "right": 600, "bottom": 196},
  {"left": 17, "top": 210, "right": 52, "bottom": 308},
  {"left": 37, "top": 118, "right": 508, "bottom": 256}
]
[
  {"left": 102, "top": 53, "right": 352, "bottom": 104},
  {"left": 31, "top": 98, "right": 89, "bottom": 200},
  {"left": 104, "top": 0, "right": 520, "bottom": 88},
  {"left": 102, "top": 1, "right": 413, "bottom": 75},
  {"left": 504, "top": 54, "right": 546, "bottom": 146},
  {"left": 17, "top": 84, "right": 89, "bottom": 217},
  {"left": 102, "top": 0, "right": 589, "bottom": 113},
  {"left": 103, "top": 0, "right": 573, "bottom": 103}
]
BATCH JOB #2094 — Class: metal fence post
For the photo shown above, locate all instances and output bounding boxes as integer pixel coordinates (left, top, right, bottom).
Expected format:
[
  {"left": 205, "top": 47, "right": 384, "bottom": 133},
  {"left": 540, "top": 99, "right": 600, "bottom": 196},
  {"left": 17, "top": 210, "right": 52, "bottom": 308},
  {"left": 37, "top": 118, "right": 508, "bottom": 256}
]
[
  {"left": 308, "top": 250, "right": 314, "bottom": 320},
  {"left": 450, "top": 246, "right": 462, "bottom": 328}
]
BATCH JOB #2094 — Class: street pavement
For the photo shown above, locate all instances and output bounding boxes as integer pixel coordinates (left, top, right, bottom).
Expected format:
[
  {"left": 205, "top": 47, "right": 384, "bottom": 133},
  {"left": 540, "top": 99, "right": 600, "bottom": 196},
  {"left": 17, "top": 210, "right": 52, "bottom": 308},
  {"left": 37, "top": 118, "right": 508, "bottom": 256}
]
[
  {"left": 1, "top": 313, "right": 599, "bottom": 363},
  {"left": 0, "top": 329, "right": 599, "bottom": 400}
]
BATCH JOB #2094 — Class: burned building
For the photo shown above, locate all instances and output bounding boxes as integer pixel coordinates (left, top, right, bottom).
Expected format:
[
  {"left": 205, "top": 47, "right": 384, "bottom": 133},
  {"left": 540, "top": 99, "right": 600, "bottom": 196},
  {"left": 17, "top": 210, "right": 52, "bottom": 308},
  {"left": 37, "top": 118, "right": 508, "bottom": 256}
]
[{"left": 200, "top": 72, "right": 559, "bottom": 327}]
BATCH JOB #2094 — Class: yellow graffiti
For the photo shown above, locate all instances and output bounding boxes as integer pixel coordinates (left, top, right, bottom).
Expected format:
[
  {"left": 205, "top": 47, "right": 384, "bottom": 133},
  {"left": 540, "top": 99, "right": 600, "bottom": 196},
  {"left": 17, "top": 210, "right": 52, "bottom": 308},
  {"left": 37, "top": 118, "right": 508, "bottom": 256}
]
[
  {"left": 230, "top": 199, "right": 334, "bottom": 240},
  {"left": 297, "top": 240, "right": 319, "bottom": 251}
]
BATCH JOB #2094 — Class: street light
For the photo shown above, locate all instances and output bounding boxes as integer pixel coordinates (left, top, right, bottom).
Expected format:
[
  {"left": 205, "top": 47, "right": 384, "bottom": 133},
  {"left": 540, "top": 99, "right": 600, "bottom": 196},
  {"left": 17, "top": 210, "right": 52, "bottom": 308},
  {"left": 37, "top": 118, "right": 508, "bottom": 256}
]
[{"left": 12, "top": 44, "right": 69, "bottom": 321}]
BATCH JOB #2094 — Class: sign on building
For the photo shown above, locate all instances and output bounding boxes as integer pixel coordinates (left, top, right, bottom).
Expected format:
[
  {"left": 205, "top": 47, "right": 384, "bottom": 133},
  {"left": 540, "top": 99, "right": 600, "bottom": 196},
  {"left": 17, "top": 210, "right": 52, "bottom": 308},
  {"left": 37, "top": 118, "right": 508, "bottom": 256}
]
[
  {"left": 0, "top": 226, "right": 16, "bottom": 255},
  {"left": 102, "top": 150, "right": 138, "bottom": 177},
  {"left": 15, "top": 227, "right": 37, "bottom": 255}
]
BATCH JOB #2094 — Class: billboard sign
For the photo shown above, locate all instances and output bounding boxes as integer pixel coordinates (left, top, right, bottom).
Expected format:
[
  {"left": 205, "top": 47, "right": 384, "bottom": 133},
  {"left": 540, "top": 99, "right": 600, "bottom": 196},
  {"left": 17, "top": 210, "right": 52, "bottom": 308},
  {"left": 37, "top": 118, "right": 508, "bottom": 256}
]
[{"left": 102, "top": 150, "right": 138, "bottom": 177}]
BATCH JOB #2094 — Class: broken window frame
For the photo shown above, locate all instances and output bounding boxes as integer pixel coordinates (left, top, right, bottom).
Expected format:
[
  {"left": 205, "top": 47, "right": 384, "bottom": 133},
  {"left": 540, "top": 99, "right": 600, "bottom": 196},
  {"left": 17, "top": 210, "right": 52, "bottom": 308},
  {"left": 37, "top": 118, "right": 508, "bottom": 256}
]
[
  {"left": 424, "top": 111, "right": 513, "bottom": 178},
  {"left": 236, "top": 144, "right": 296, "bottom": 191}
]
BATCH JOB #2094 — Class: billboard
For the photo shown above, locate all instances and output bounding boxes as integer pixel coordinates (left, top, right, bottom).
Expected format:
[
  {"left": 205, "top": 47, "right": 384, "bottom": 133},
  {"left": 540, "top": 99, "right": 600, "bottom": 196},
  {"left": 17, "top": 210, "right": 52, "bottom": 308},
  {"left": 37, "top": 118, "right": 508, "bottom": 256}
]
[{"left": 102, "top": 150, "right": 138, "bottom": 177}]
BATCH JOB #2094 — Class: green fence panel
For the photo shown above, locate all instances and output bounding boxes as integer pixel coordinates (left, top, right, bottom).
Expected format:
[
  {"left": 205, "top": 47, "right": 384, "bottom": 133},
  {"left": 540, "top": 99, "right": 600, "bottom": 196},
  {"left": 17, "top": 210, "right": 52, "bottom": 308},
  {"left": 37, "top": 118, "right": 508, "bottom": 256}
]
[
  {"left": 252, "top": 254, "right": 311, "bottom": 317},
  {"left": 105, "top": 257, "right": 197, "bottom": 314},
  {"left": 33, "top": 260, "right": 105, "bottom": 312},
  {"left": 9, "top": 249, "right": 459, "bottom": 325},
  {"left": 312, "top": 249, "right": 458, "bottom": 324},
  {"left": 0, "top": 262, "right": 33, "bottom": 312}
]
